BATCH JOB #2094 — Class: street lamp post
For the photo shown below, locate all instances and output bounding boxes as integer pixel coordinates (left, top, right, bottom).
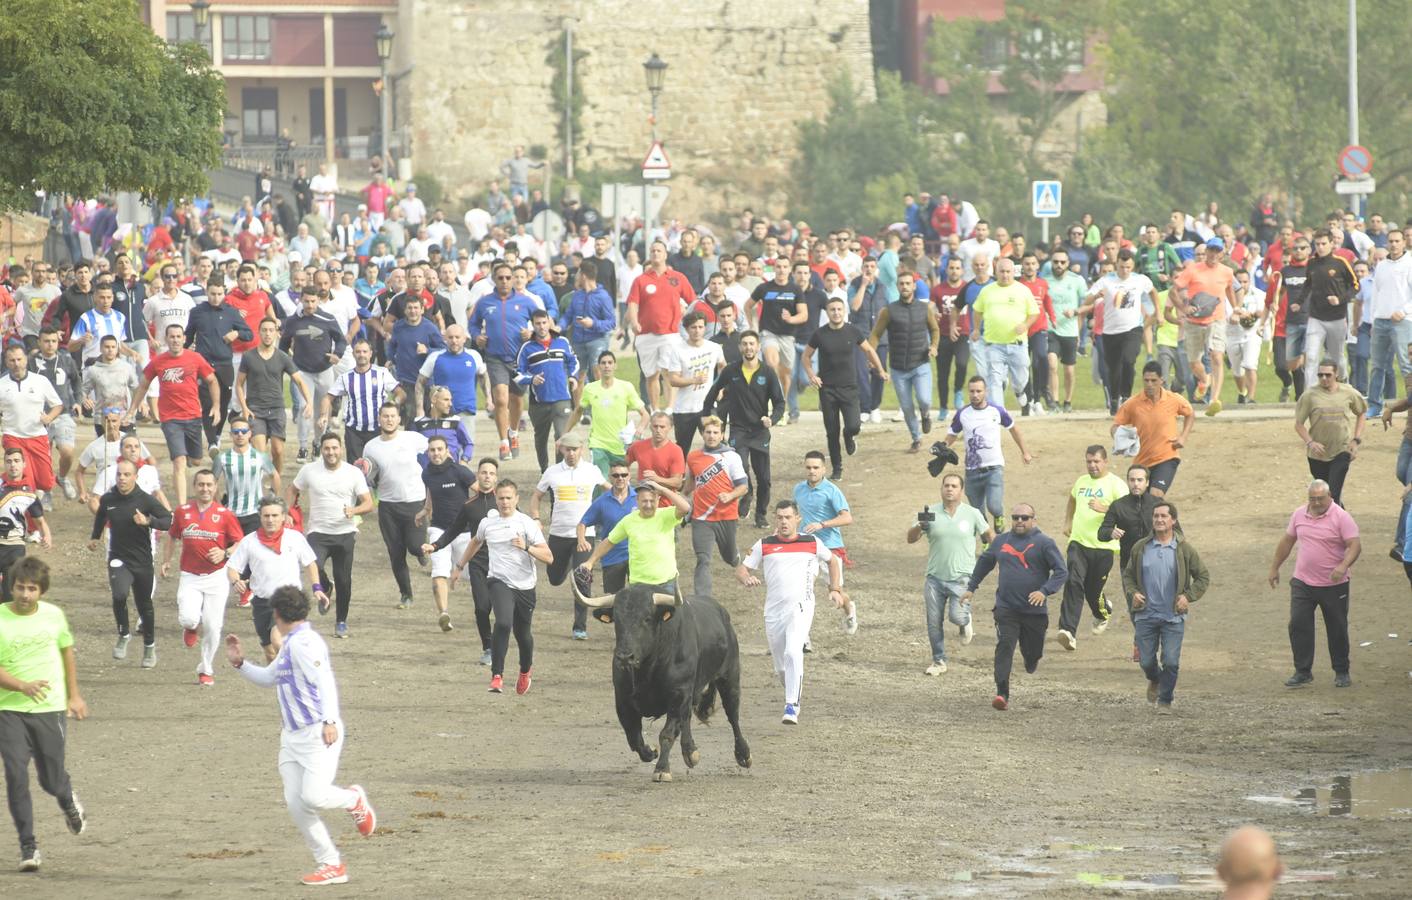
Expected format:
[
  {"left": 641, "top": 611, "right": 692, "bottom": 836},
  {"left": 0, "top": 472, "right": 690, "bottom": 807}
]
[
  {"left": 376, "top": 22, "right": 394, "bottom": 168},
  {"left": 190, "top": 0, "right": 211, "bottom": 49},
  {"left": 643, "top": 53, "right": 667, "bottom": 143}
]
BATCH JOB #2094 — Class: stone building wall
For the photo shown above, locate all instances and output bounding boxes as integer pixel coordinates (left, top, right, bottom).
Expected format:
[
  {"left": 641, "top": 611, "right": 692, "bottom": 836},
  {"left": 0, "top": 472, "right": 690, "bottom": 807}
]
[{"left": 394, "top": 0, "right": 875, "bottom": 223}]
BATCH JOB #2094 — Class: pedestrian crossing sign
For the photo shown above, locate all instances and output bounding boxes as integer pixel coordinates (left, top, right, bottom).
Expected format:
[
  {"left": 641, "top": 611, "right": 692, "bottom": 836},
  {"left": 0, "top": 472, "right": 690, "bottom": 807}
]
[{"left": 1032, "top": 180, "right": 1062, "bottom": 218}]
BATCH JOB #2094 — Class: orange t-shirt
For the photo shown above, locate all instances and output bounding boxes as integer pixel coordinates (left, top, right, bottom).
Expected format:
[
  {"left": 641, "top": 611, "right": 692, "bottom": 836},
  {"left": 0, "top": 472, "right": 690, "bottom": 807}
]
[
  {"left": 1173, "top": 264, "right": 1234, "bottom": 323},
  {"left": 1114, "top": 389, "right": 1194, "bottom": 467}
]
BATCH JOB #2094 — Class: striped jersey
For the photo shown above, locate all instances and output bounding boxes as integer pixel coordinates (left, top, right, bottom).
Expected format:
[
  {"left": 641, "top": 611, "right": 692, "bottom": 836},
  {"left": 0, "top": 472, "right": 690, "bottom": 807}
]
[
  {"left": 253, "top": 621, "right": 342, "bottom": 731},
  {"left": 741, "top": 534, "right": 833, "bottom": 618},
  {"left": 329, "top": 364, "right": 395, "bottom": 431},
  {"left": 72, "top": 308, "right": 128, "bottom": 362},
  {"left": 687, "top": 445, "right": 747, "bottom": 521},
  {"left": 214, "top": 446, "right": 275, "bottom": 516}
]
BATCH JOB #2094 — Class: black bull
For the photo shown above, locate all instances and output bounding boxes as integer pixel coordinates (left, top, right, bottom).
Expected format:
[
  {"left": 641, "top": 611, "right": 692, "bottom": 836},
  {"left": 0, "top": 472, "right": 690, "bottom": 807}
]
[{"left": 574, "top": 583, "right": 751, "bottom": 782}]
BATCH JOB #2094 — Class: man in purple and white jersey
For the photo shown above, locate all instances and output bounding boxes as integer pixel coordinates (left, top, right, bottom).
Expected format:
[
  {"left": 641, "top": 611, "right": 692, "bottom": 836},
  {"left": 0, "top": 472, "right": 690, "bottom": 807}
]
[{"left": 942, "top": 375, "right": 1034, "bottom": 534}]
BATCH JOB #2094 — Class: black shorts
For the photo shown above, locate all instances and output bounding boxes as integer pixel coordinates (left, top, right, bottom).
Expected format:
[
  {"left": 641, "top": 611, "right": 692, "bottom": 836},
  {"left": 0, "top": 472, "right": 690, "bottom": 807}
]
[
  {"left": 238, "top": 514, "right": 260, "bottom": 536},
  {"left": 0, "top": 545, "right": 25, "bottom": 599},
  {"left": 1148, "top": 458, "right": 1180, "bottom": 493},
  {"left": 249, "top": 408, "right": 287, "bottom": 441},
  {"left": 161, "top": 418, "right": 204, "bottom": 460},
  {"left": 251, "top": 595, "right": 275, "bottom": 646},
  {"left": 1050, "top": 335, "right": 1078, "bottom": 366}
]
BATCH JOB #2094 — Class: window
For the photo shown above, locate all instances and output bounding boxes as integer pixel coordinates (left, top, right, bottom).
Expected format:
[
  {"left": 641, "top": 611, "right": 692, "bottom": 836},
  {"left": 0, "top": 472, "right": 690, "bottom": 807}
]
[
  {"left": 1015, "top": 27, "right": 1085, "bottom": 69},
  {"left": 223, "top": 14, "right": 271, "bottom": 62},
  {"left": 241, "top": 87, "right": 278, "bottom": 142},
  {"left": 978, "top": 26, "right": 1009, "bottom": 70},
  {"left": 164, "top": 12, "right": 211, "bottom": 53}
]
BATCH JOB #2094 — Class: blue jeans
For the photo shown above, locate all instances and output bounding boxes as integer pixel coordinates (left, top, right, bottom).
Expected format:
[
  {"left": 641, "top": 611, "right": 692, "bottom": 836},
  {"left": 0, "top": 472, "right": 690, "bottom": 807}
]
[
  {"left": 964, "top": 467, "right": 1005, "bottom": 521},
  {"left": 1396, "top": 437, "right": 1412, "bottom": 549},
  {"left": 984, "top": 342, "right": 1028, "bottom": 407},
  {"left": 891, "top": 361, "right": 933, "bottom": 441},
  {"left": 1135, "top": 616, "right": 1185, "bottom": 704},
  {"left": 787, "top": 351, "right": 808, "bottom": 418},
  {"left": 1367, "top": 317, "right": 1412, "bottom": 408},
  {"left": 923, "top": 575, "right": 972, "bottom": 663},
  {"left": 572, "top": 337, "right": 609, "bottom": 383}
]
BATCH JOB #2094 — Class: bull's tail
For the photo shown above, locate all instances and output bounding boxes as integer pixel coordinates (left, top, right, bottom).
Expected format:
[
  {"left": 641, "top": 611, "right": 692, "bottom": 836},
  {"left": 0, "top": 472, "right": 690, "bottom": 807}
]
[{"left": 695, "top": 682, "right": 719, "bottom": 724}]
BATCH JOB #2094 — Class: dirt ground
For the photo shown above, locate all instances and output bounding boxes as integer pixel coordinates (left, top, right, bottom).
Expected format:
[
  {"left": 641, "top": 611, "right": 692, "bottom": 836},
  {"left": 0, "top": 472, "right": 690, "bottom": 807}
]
[{"left": 4, "top": 405, "right": 1411, "bottom": 898}]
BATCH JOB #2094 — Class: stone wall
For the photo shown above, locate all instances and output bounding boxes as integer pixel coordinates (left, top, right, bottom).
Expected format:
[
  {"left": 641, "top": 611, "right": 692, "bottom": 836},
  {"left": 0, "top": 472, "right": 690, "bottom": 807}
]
[{"left": 394, "top": 0, "right": 875, "bottom": 224}]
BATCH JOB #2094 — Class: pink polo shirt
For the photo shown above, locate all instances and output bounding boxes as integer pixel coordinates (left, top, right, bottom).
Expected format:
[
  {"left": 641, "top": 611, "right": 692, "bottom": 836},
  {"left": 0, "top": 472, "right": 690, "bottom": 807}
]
[{"left": 1287, "top": 502, "right": 1358, "bottom": 586}]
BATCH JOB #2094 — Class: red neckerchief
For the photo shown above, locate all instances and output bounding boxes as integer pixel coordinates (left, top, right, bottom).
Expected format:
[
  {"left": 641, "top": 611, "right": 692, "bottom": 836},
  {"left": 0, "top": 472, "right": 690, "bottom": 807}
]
[{"left": 257, "top": 526, "right": 284, "bottom": 552}]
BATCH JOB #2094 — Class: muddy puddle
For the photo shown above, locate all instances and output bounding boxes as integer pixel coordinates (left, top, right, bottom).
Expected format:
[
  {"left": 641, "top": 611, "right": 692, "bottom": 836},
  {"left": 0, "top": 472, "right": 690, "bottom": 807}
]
[{"left": 1247, "top": 767, "right": 1412, "bottom": 819}]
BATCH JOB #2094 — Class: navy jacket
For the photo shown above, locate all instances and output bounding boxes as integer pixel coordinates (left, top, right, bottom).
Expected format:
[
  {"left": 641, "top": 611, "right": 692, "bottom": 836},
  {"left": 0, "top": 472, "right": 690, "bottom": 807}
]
[{"left": 966, "top": 528, "right": 1067, "bottom": 615}]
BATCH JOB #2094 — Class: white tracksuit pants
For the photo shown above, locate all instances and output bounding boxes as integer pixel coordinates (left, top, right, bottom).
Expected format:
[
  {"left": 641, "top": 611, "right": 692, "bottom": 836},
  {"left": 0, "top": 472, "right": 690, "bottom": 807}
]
[
  {"left": 177, "top": 570, "right": 229, "bottom": 676},
  {"left": 279, "top": 722, "right": 358, "bottom": 866},
  {"left": 765, "top": 598, "right": 815, "bottom": 706}
]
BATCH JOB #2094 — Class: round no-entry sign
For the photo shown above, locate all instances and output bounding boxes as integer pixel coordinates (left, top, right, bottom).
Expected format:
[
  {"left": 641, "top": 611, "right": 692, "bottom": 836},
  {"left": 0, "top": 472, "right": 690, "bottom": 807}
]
[{"left": 1338, "top": 145, "right": 1372, "bottom": 178}]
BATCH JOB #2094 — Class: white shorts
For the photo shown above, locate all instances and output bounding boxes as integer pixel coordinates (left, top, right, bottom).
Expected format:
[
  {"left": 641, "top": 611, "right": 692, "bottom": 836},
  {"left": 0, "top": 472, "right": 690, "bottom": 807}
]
[
  {"left": 635, "top": 332, "right": 680, "bottom": 377},
  {"left": 1226, "top": 335, "right": 1262, "bottom": 374},
  {"left": 426, "top": 526, "right": 470, "bottom": 580},
  {"left": 47, "top": 414, "right": 76, "bottom": 449}
]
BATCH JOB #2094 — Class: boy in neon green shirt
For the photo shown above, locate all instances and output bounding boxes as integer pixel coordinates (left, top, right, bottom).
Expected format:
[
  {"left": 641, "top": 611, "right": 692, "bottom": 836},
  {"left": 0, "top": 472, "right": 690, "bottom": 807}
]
[
  {"left": 1057, "top": 446, "right": 1128, "bottom": 650},
  {"left": 579, "top": 479, "right": 690, "bottom": 591},
  {"left": 571, "top": 352, "right": 648, "bottom": 477},
  {"left": 0, "top": 558, "right": 88, "bottom": 871}
]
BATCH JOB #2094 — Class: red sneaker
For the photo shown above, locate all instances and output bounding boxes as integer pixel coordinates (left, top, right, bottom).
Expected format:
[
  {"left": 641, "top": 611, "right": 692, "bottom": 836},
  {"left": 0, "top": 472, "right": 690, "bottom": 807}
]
[
  {"left": 237, "top": 589, "right": 252, "bottom": 608},
  {"left": 300, "top": 862, "right": 348, "bottom": 885},
  {"left": 183, "top": 628, "right": 198, "bottom": 648},
  {"left": 347, "top": 785, "right": 376, "bottom": 837},
  {"left": 991, "top": 695, "right": 1009, "bottom": 711},
  {"left": 488, "top": 674, "right": 503, "bottom": 693},
  {"left": 516, "top": 669, "right": 532, "bottom": 695},
  {"left": 198, "top": 673, "right": 214, "bottom": 686},
  {"left": 509, "top": 435, "right": 521, "bottom": 458}
]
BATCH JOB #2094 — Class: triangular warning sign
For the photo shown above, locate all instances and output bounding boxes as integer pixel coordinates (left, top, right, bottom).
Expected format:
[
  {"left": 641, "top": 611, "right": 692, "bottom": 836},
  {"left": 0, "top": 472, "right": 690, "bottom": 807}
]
[{"left": 642, "top": 141, "right": 671, "bottom": 171}]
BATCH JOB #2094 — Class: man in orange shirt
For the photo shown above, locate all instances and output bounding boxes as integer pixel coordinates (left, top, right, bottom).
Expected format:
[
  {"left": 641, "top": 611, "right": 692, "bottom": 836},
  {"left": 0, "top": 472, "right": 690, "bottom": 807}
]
[
  {"left": 1170, "top": 238, "right": 1238, "bottom": 416},
  {"left": 626, "top": 240, "right": 696, "bottom": 413},
  {"left": 1111, "top": 362, "right": 1195, "bottom": 498}
]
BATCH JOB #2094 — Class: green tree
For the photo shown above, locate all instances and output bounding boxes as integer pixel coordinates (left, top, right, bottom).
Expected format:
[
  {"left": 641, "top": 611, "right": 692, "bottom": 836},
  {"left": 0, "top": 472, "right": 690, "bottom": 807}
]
[{"left": 0, "top": 0, "right": 225, "bottom": 211}]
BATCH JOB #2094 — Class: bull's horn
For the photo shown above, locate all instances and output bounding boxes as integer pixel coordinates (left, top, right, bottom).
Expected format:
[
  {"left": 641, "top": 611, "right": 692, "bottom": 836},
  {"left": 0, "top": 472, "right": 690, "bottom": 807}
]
[
  {"left": 653, "top": 592, "right": 682, "bottom": 607},
  {"left": 573, "top": 581, "right": 615, "bottom": 609}
]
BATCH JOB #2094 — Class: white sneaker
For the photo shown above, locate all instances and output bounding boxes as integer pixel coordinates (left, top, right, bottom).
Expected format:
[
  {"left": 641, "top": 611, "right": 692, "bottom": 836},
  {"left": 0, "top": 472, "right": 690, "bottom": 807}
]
[
  {"left": 1091, "top": 617, "right": 1110, "bottom": 635},
  {"left": 113, "top": 634, "right": 130, "bottom": 659},
  {"left": 141, "top": 645, "right": 157, "bottom": 668},
  {"left": 869, "top": 410, "right": 883, "bottom": 424},
  {"left": 925, "top": 660, "right": 947, "bottom": 676},
  {"left": 61, "top": 478, "right": 77, "bottom": 500},
  {"left": 842, "top": 601, "right": 858, "bottom": 635},
  {"left": 781, "top": 703, "right": 799, "bottom": 725},
  {"left": 961, "top": 621, "right": 975, "bottom": 645},
  {"left": 890, "top": 412, "right": 904, "bottom": 423},
  {"left": 1057, "top": 629, "right": 1077, "bottom": 651}
]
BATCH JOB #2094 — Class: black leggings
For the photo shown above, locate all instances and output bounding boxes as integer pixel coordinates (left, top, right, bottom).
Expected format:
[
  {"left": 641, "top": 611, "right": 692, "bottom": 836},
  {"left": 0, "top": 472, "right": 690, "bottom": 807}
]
[
  {"left": 199, "top": 363, "right": 234, "bottom": 447},
  {"left": 1274, "top": 336, "right": 1306, "bottom": 398},
  {"left": 308, "top": 532, "right": 356, "bottom": 623},
  {"left": 674, "top": 414, "right": 701, "bottom": 457},
  {"left": 1025, "top": 331, "right": 1050, "bottom": 404},
  {"left": 377, "top": 500, "right": 426, "bottom": 599},
  {"left": 546, "top": 535, "right": 591, "bottom": 631},
  {"left": 731, "top": 428, "right": 772, "bottom": 521},
  {"left": 1308, "top": 453, "right": 1353, "bottom": 506},
  {"left": 488, "top": 579, "right": 536, "bottom": 676},
  {"left": 936, "top": 335, "right": 970, "bottom": 405},
  {"left": 819, "top": 384, "right": 860, "bottom": 470},
  {"left": 1058, "top": 544, "right": 1114, "bottom": 634},
  {"left": 109, "top": 562, "right": 155, "bottom": 645},
  {"left": 1101, "top": 329, "right": 1144, "bottom": 409},
  {"left": 467, "top": 563, "right": 493, "bottom": 651}
]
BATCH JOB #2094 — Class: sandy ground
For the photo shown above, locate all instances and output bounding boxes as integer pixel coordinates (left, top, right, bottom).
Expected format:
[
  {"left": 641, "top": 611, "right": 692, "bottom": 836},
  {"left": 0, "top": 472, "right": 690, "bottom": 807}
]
[{"left": 3, "top": 404, "right": 1410, "bottom": 898}]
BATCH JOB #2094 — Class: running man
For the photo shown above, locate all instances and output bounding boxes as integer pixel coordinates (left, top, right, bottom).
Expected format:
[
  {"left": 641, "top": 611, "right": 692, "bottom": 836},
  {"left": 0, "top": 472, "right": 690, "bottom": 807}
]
[
  {"left": 224, "top": 586, "right": 376, "bottom": 887},
  {"left": 1057, "top": 445, "right": 1128, "bottom": 650},
  {"left": 736, "top": 499, "right": 847, "bottom": 725},
  {"left": 579, "top": 478, "right": 691, "bottom": 594},
  {"left": 578, "top": 463, "right": 638, "bottom": 596},
  {"left": 529, "top": 433, "right": 606, "bottom": 640},
  {"left": 425, "top": 458, "right": 500, "bottom": 666},
  {"left": 701, "top": 332, "right": 785, "bottom": 528},
  {"left": 125, "top": 323, "right": 221, "bottom": 505},
  {"left": 0, "top": 449, "right": 52, "bottom": 601},
  {"left": 418, "top": 435, "right": 475, "bottom": 633},
  {"left": 1112, "top": 361, "right": 1195, "bottom": 498},
  {"left": 361, "top": 404, "right": 429, "bottom": 610},
  {"left": 793, "top": 451, "right": 858, "bottom": 634},
  {"left": 226, "top": 496, "right": 328, "bottom": 661},
  {"left": 322, "top": 339, "right": 396, "bottom": 463},
  {"left": 908, "top": 472, "right": 994, "bottom": 676},
  {"left": 161, "top": 469, "right": 244, "bottom": 685},
  {"left": 289, "top": 434, "right": 374, "bottom": 639},
  {"left": 214, "top": 414, "right": 280, "bottom": 536},
  {"left": 89, "top": 459, "right": 173, "bottom": 667},
  {"left": 944, "top": 375, "right": 1034, "bottom": 534},
  {"left": 0, "top": 344, "right": 64, "bottom": 509},
  {"left": 570, "top": 351, "right": 648, "bottom": 478},
  {"left": 237, "top": 317, "right": 312, "bottom": 474},
  {"left": 684, "top": 417, "right": 748, "bottom": 600}
]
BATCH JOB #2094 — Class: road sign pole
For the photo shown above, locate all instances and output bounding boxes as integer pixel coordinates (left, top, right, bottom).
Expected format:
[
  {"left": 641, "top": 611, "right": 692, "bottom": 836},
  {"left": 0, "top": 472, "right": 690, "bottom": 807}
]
[{"left": 1042, "top": 218, "right": 1049, "bottom": 247}]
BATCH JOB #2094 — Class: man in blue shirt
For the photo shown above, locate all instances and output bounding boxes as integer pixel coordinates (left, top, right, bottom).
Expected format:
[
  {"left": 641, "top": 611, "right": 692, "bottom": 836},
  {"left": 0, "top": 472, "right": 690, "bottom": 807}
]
[
  {"left": 386, "top": 295, "right": 444, "bottom": 423},
  {"left": 469, "top": 262, "right": 537, "bottom": 461},
  {"left": 793, "top": 451, "right": 858, "bottom": 638},
  {"left": 416, "top": 324, "right": 488, "bottom": 435},
  {"left": 558, "top": 259, "right": 615, "bottom": 390},
  {"left": 515, "top": 309, "right": 581, "bottom": 472},
  {"left": 578, "top": 462, "right": 636, "bottom": 596}
]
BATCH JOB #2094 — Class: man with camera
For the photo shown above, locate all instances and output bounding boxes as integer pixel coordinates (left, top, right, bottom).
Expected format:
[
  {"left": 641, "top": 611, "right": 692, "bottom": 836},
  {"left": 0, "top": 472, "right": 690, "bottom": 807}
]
[{"left": 908, "top": 472, "right": 994, "bottom": 676}]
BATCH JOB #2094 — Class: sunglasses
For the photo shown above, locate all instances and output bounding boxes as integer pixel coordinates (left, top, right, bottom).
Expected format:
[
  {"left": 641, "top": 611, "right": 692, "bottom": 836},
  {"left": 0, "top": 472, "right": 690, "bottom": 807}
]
[
  {"left": 610, "top": 472, "right": 631, "bottom": 479},
  {"left": 230, "top": 428, "right": 252, "bottom": 434},
  {"left": 1011, "top": 514, "right": 1034, "bottom": 521}
]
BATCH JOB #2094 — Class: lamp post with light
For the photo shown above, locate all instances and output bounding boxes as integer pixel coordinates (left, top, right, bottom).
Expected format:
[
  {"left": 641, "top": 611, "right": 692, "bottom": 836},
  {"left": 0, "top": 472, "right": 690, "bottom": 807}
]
[
  {"left": 376, "top": 22, "right": 394, "bottom": 166},
  {"left": 643, "top": 53, "right": 667, "bottom": 143},
  {"left": 189, "top": 0, "right": 211, "bottom": 51}
]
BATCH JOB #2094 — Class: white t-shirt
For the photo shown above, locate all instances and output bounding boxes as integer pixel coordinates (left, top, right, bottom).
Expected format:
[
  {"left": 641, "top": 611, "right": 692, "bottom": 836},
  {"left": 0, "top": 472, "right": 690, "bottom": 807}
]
[
  {"left": 320, "top": 287, "right": 361, "bottom": 337},
  {"left": 79, "top": 436, "right": 152, "bottom": 472},
  {"left": 957, "top": 238, "right": 1001, "bottom": 276},
  {"left": 475, "top": 509, "right": 546, "bottom": 590},
  {"left": 0, "top": 374, "right": 61, "bottom": 438},
  {"left": 723, "top": 283, "right": 751, "bottom": 320},
  {"left": 741, "top": 533, "right": 833, "bottom": 621},
  {"left": 535, "top": 461, "right": 608, "bottom": 538},
  {"left": 93, "top": 461, "right": 162, "bottom": 498},
  {"left": 227, "top": 529, "right": 317, "bottom": 599},
  {"left": 669, "top": 340, "right": 726, "bottom": 414},
  {"left": 949, "top": 402, "right": 1014, "bottom": 471},
  {"left": 144, "top": 291, "right": 194, "bottom": 338},
  {"left": 361, "top": 431, "right": 430, "bottom": 503},
  {"left": 1093, "top": 273, "right": 1153, "bottom": 335},
  {"left": 1227, "top": 285, "right": 1267, "bottom": 343},
  {"left": 292, "top": 462, "right": 370, "bottom": 535}
]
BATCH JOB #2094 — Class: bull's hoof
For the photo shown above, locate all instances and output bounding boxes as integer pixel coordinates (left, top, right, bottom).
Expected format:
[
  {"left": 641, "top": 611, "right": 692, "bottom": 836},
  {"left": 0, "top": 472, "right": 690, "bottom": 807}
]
[
  {"left": 653, "top": 771, "right": 673, "bottom": 783},
  {"left": 685, "top": 749, "right": 701, "bottom": 768},
  {"left": 735, "top": 743, "right": 752, "bottom": 768}
]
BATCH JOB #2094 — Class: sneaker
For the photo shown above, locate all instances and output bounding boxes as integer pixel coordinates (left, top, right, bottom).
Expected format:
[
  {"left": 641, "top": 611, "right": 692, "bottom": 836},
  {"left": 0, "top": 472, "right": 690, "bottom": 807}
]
[
  {"left": 207, "top": 444, "right": 221, "bottom": 461},
  {"left": 571, "top": 628, "right": 588, "bottom": 641},
  {"left": 488, "top": 674, "right": 504, "bottom": 693},
  {"left": 1284, "top": 672, "right": 1313, "bottom": 688},
  {"left": 396, "top": 597, "right": 411, "bottom": 610},
  {"left": 1205, "top": 399, "right": 1223, "bottom": 417},
  {"left": 300, "top": 862, "right": 348, "bottom": 886},
  {"left": 961, "top": 621, "right": 974, "bottom": 645},
  {"left": 1091, "top": 617, "right": 1110, "bottom": 635},
  {"left": 480, "top": 649, "right": 493, "bottom": 666},
  {"left": 1031, "top": 401, "right": 1047, "bottom": 417},
  {"left": 1391, "top": 546, "right": 1403, "bottom": 562},
  {"left": 198, "top": 673, "right": 215, "bottom": 686},
  {"left": 991, "top": 695, "right": 1008, "bottom": 711},
  {"left": 580, "top": 414, "right": 592, "bottom": 425},
  {"left": 1279, "top": 386, "right": 1290, "bottom": 402},
  {"left": 516, "top": 670, "right": 532, "bottom": 695},
  {"left": 18, "top": 847, "right": 39, "bottom": 872},
  {"left": 1334, "top": 672, "right": 1352, "bottom": 688},
  {"left": 183, "top": 627, "right": 198, "bottom": 648},
  {"left": 1237, "top": 394, "right": 1247, "bottom": 405},
  {"left": 41, "top": 493, "right": 53, "bottom": 512},
  {"left": 296, "top": 447, "right": 309, "bottom": 462},
  {"left": 844, "top": 433, "right": 857, "bottom": 455},
  {"left": 908, "top": 439, "right": 922, "bottom": 454},
  {"left": 925, "top": 660, "right": 948, "bottom": 676},
  {"left": 781, "top": 702, "right": 799, "bottom": 724},
  {"left": 438, "top": 612, "right": 453, "bottom": 632},
  {"left": 829, "top": 467, "right": 843, "bottom": 482},
  {"left": 113, "top": 633, "right": 130, "bottom": 659},
  {"left": 1062, "top": 401, "right": 1073, "bottom": 413},
  {"left": 890, "top": 412, "right": 904, "bottom": 423},
  {"left": 347, "top": 785, "right": 377, "bottom": 837},
  {"left": 1146, "top": 680, "right": 1159, "bottom": 703},
  {"left": 499, "top": 441, "right": 512, "bottom": 461},
  {"left": 62, "top": 794, "right": 85, "bottom": 834},
  {"left": 1020, "top": 402, "right": 1031, "bottom": 417},
  {"left": 61, "top": 478, "right": 78, "bottom": 501},
  {"left": 335, "top": 622, "right": 348, "bottom": 638},
  {"left": 237, "top": 589, "right": 252, "bottom": 608},
  {"left": 1057, "top": 629, "right": 1077, "bottom": 651},
  {"left": 518, "top": 414, "right": 530, "bottom": 432},
  {"left": 953, "top": 391, "right": 964, "bottom": 409},
  {"left": 509, "top": 434, "right": 521, "bottom": 458},
  {"left": 753, "top": 516, "right": 768, "bottom": 529},
  {"left": 921, "top": 413, "right": 932, "bottom": 433},
  {"left": 802, "top": 639, "right": 813, "bottom": 654},
  {"left": 842, "top": 602, "right": 858, "bottom": 635},
  {"left": 869, "top": 409, "right": 883, "bottom": 424},
  {"left": 141, "top": 645, "right": 157, "bottom": 669},
  {"left": 1156, "top": 703, "right": 1173, "bottom": 716},
  {"left": 787, "top": 412, "right": 800, "bottom": 425}
]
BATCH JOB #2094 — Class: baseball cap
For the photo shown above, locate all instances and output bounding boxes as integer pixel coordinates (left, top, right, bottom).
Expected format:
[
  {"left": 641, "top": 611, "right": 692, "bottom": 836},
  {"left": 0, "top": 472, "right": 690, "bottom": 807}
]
[
  {"left": 406, "top": 183, "right": 417, "bottom": 192},
  {"left": 558, "top": 433, "right": 584, "bottom": 449},
  {"left": 289, "top": 252, "right": 302, "bottom": 264},
  {"left": 1204, "top": 237, "right": 1225, "bottom": 250}
]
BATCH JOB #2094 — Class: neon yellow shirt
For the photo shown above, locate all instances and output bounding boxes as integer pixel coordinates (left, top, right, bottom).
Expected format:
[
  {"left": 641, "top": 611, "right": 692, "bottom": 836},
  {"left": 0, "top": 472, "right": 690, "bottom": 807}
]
[
  {"left": 974, "top": 282, "right": 1040, "bottom": 344},
  {"left": 608, "top": 507, "right": 684, "bottom": 584},
  {"left": 581, "top": 378, "right": 642, "bottom": 454},
  {"left": 1069, "top": 473, "right": 1128, "bottom": 550},
  {"left": 0, "top": 601, "right": 74, "bottom": 714}
]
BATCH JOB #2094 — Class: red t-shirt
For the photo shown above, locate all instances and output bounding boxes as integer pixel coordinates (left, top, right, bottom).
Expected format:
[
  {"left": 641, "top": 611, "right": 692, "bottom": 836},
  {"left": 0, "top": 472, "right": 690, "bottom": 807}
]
[
  {"left": 932, "top": 281, "right": 965, "bottom": 325},
  {"left": 235, "top": 231, "right": 259, "bottom": 262},
  {"left": 1019, "top": 277, "right": 1056, "bottom": 335},
  {"left": 144, "top": 349, "right": 215, "bottom": 420},
  {"left": 626, "top": 438, "right": 686, "bottom": 507},
  {"left": 226, "top": 288, "right": 274, "bottom": 353},
  {"left": 684, "top": 298, "right": 718, "bottom": 325},
  {"left": 168, "top": 501, "right": 245, "bottom": 575},
  {"left": 627, "top": 268, "right": 695, "bottom": 335},
  {"left": 810, "top": 260, "right": 844, "bottom": 284}
]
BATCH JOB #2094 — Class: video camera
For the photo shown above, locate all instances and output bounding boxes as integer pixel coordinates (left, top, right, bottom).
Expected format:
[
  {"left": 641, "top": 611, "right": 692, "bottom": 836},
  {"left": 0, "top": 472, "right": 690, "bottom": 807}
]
[
  {"left": 926, "top": 441, "right": 959, "bottom": 478},
  {"left": 917, "top": 507, "right": 935, "bottom": 526}
]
